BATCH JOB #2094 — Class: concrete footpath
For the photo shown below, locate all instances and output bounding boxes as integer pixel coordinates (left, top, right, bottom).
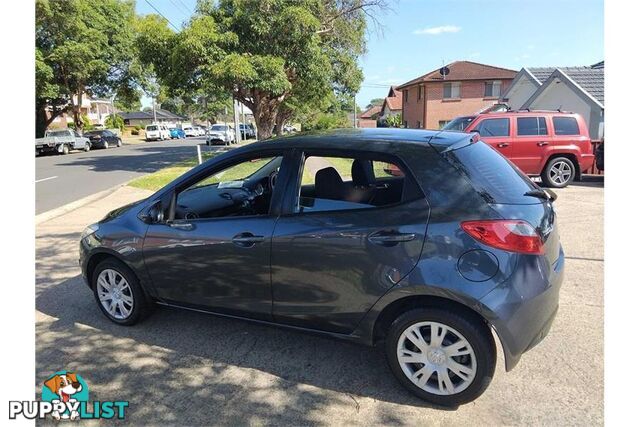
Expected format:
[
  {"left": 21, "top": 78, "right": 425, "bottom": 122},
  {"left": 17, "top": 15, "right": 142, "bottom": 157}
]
[{"left": 35, "top": 183, "right": 603, "bottom": 425}]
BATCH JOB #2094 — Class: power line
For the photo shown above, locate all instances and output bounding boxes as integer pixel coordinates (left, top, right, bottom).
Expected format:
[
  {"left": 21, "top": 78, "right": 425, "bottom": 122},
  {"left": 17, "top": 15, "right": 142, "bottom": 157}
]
[
  {"left": 169, "top": 0, "right": 192, "bottom": 17},
  {"left": 144, "top": 0, "right": 180, "bottom": 32},
  {"left": 176, "top": 0, "right": 193, "bottom": 15}
]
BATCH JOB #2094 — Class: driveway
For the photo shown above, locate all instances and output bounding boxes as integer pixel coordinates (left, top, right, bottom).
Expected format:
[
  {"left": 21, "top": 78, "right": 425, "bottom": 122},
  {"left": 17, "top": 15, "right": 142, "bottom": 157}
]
[{"left": 35, "top": 182, "right": 603, "bottom": 425}]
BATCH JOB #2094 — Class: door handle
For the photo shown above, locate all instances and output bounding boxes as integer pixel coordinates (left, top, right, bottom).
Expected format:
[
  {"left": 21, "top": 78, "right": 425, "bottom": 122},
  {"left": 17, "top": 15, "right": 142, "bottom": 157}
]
[
  {"left": 169, "top": 222, "right": 194, "bottom": 231},
  {"left": 232, "top": 233, "right": 265, "bottom": 247},
  {"left": 497, "top": 143, "right": 510, "bottom": 148},
  {"left": 537, "top": 141, "right": 549, "bottom": 147},
  {"left": 368, "top": 231, "right": 416, "bottom": 246}
]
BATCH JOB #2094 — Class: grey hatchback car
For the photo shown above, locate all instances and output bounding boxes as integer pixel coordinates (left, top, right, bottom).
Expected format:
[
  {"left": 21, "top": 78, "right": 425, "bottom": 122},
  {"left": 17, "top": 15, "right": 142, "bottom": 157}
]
[{"left": 79, "top": 128, "right": 563, "bottom": 406}]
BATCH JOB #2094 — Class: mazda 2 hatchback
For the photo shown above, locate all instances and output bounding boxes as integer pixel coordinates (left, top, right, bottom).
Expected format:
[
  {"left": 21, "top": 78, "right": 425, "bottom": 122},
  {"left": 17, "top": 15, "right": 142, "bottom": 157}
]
[{"left": 80, "top": 128, "right": 563, "bottom": 406}]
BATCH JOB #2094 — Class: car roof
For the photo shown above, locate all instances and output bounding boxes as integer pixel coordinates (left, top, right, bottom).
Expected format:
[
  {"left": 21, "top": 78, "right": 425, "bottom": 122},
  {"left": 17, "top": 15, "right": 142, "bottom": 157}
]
[
  {"left": 474, "top": 110, "right": 579, "bottom": 118},
  {"left": 234, "top": 128, "right": 476, "bottom": 152}
]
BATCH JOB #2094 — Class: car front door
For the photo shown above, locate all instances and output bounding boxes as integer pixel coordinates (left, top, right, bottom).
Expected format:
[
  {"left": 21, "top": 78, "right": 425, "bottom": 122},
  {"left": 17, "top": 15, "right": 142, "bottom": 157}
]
[
  {"left": 471, "top": 117, "right": 512, "bottom": 160},
  {"left": 511, "top": 116, "right": 551, "bottom": 174},
  {"left": 142, "top": 150, "right": 294, "bottom": 320},
  {"left": 270, "top": 151, "right": 430, "bottom": 334}
]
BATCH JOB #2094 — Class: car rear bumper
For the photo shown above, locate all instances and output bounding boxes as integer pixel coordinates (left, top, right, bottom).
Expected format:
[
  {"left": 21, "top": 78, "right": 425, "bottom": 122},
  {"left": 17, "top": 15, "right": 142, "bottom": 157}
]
[
  {"left": 579, "top": 153, "right": 595, "bottom": 172},
  {"left": 480, "top": 246, "right": 564, "bottom": 371}
]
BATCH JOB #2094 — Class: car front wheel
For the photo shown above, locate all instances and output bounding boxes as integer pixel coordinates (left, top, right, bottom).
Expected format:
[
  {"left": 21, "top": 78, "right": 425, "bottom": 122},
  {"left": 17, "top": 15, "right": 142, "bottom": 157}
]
[
  {"left": 542, "top": 157, "right": 575, "bottom": 188},
  {"left": 92, "top": 259, "right": 151, "bottom": 325},
  {"left": 385, "top": 308, "right": 495, "bottom": 407}
]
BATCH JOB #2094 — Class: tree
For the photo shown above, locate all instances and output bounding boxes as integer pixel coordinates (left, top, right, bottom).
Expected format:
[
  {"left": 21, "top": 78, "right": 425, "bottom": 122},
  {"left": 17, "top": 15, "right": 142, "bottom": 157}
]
[
  {"left": 366, "top": 98, "right": 384, "bottom": 109},
  {"left": 36, "top": 0, "right": 145, "bottom": 135},
  {"left": 105, "top": 114, "right": 125, "bottom": 130},
  {"left": 160, "top": 0, "right": 386, "bottom": 140}
]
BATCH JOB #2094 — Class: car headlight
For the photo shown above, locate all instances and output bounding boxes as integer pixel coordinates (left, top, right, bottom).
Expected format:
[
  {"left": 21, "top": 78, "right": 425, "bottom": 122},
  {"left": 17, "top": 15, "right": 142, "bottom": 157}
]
[{"left": 81, "top": 223, "right": 99, "bottom": 239}]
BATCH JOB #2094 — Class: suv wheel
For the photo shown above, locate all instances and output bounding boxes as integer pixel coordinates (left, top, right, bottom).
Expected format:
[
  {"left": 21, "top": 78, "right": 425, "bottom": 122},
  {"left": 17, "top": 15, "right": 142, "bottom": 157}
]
[
  {"left": 84, "top": 142, "right": 91, "bottom": 152},
  {"left": 92, "top": 259, "right": 151, "bottom": 325},
  {"left": 385, "top": 308, "right": 495, "bottom": 407},
  {"left": 61, "top": 144, "right": 69, "bottom": 155},
  {"left": 542, "top": 157, "right": 575, "bottom": 188}
]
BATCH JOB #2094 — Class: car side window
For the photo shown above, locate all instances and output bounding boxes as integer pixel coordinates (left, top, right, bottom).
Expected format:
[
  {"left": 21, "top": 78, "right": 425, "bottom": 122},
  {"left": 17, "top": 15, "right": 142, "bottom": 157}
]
[
  {"left": 517, "top": 117, "right": 548, "bottom": 136},
  {"left": 295, "top": 155, "right": 420, "bottom": 213},
  {"left": 552, "top": 117, "right": 580, "bottom": 135},
  {"left": 475, "top": 118, "right": 509, "bottom": 137},
  {"left": 174, "top": 156, "right": 282, "bottom": 220}
]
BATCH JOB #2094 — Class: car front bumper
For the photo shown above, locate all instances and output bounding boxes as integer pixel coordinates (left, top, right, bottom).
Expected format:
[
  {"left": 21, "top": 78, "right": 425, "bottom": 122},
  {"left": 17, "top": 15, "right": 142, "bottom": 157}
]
[{"left": 480, "top": 246, "right": 564, "bottom": 371}]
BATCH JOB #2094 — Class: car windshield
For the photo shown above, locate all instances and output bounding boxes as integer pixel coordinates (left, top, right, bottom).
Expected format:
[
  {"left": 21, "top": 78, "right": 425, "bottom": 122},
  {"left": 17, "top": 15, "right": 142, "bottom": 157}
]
[
  {"left": 211, "top": 125, "right": 227, "bottom": 131},
  {"left": 146, "top": 125, "right": 158, "bottom": 131},
  {"left": 47, "top": 130, "right": 70, "bottom": 136},
  {"left": 84, "top": 131, "right": 101, "bottom": 136},
  {"left": 442, "top": 116, "right": 476, "bottom": 131}
]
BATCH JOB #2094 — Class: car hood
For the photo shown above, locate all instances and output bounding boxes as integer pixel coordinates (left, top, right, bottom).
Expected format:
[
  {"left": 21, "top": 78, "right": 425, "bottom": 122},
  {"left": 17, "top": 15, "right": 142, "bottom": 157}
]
[{"left": 100, "top": 198, "right": 148, "bottom": 223}]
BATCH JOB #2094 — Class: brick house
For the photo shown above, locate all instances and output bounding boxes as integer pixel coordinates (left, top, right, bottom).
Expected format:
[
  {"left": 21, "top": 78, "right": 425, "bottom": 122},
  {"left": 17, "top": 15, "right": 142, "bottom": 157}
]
[
  {"left": 379, "top": 86, "right": 403, "bottom": 122},
  {"left": 357, "top": 104, "right": 381, "bottom": 128},
  {"left": 396, "top": 61, "right": 517, "bottom": 129}
]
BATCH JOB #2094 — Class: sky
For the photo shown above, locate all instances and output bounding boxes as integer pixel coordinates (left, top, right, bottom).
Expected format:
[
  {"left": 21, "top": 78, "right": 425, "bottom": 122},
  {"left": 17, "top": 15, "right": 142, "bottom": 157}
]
[{"left": 135, "top": 0, "right": 604, "bottom": 109}]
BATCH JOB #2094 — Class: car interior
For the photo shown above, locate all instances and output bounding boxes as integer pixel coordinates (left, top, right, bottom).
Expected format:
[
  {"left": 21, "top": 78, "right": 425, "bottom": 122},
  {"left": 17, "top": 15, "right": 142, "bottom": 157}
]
[{"left": 173, "top": 154, "right": 410, "bottom": 220}]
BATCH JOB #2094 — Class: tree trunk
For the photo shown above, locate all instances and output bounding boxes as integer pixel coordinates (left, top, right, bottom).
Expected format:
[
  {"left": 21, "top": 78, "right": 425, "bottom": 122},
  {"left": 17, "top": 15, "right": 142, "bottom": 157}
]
[
  {"left": 35, "top": 101, "right": 66, "bottom": 137},
  {"left": 275, "top": 109, "right": 290, "bottom": 137},
  {"left": 73, "top": 89, "right": 83, "bottom": 130},
  {"left": 252, "top": 96, "right": 281, "bottom": 141}
]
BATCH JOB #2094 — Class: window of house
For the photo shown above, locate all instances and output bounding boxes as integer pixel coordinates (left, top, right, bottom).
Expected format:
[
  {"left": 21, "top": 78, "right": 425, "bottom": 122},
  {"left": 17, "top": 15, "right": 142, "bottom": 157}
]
[
  {"left": 418, "top": 86, "right": 423, "bottom": 101},
  {"left": 552, "top": 117, "right": 580, "bottom": 135},
  {"left": 296, "top": 155, "right": 420, "bottom": 213},
  {"left": 403, "top": 121, "right": 407, "bottom": 128},
  {"left": 403, "top": 90, "right": 408, "bottom": 103},
  {"left": 484, "top": 81, "right": 502, "bottom": 98},
  {"left": 438, "top": 120, "right": 449, "bottom": 129},
  {"left": 443, "top": 82, "right": 461, "bottom": 99},
  {"left": 475, "top": 118, "right": 510, "bottom": 137},
  {"left": 174, "top": 156, "right": 282, "bottom": 220},
  {"left": 416, "top": 121, "right": 422, "bottom": 128},
  {"left": 517, "top": 117, "right": 548, "bottom": 136}
]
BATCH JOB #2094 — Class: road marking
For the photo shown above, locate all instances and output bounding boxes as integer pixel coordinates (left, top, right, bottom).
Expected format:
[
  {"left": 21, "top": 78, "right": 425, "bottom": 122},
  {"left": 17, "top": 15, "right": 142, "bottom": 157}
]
[{"left": 36, "top": 176, "right": 58, "bottom": 183}]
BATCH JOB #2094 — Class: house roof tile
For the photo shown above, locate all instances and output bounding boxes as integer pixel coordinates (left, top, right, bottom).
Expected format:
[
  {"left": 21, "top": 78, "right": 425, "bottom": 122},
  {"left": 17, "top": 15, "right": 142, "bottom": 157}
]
[
  {"left": 359, "top": 105, "right": 382, "bottom": 119},
  {"left": 527, "top": 64, "right": 604, "bottom": 104},
  {"left": 397, "top": 61, "right": 517, "bottom": 89}
]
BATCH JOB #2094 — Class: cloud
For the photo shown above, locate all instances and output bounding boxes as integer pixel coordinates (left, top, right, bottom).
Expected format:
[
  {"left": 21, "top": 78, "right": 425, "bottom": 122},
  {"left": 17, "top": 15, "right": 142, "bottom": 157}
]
[{"left": 413, "top": 25, "right": 461, "bottom": 35}]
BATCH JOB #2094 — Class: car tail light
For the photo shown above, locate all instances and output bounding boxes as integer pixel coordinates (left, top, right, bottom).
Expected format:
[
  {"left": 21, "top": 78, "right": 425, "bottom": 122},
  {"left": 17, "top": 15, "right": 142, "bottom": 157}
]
[{"left": 461, "top": 220, "right": 544, "bottom": 255}]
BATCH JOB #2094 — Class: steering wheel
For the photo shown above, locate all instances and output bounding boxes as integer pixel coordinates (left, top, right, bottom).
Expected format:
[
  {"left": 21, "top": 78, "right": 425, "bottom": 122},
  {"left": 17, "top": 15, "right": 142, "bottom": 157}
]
[{"left": 268, "top": 171, "right": 278, "bottom": 191}]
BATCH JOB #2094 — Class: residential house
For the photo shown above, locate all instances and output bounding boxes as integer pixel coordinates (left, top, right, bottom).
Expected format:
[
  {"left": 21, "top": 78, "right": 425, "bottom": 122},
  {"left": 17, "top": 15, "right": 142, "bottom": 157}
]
[
  {"left": 378, "top": 86, "right": 403, "bottom": 122},
  {"left": 47, "top": 93, "right": 116, "bottom": 128},
  {"left": 119, "top": 109, "right": 187, "bottom": 128},
  {"left": 501, "top": 62, "right": 604, "bottom": 140},
  {"left": 396, "top": 61, "right": 517, "bottom": 129},
  {"left": 357, "top": 104, "right": 381, "bottom": 128}
]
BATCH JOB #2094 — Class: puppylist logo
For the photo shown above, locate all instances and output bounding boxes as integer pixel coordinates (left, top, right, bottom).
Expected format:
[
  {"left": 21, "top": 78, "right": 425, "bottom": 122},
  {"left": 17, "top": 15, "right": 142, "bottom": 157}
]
[{"left": 9, "top": 370, "right": 129, "bottom": 421}]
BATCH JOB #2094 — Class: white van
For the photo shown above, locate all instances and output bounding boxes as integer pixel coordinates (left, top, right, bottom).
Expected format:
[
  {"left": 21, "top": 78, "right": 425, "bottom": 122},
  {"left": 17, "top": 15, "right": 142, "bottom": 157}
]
[
  {"left": 145, "top": 124, "right": 171, "bottom": 141},
  {"left": 182, "top": 125, "right": 198, "bottom": 137}
]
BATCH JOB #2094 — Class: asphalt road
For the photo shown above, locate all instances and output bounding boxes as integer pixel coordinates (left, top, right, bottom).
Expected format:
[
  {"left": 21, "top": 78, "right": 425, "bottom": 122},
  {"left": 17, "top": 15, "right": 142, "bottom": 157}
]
[
  {"left": 35, "top": 136, "right": 216, "bottom": 214},
  {"left": 35, "top": 181, "right": 603, "bottom": 425}
]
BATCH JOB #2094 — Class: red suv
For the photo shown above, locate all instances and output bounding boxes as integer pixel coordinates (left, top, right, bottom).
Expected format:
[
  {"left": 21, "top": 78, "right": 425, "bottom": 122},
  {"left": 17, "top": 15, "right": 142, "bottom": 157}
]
[{"left": 443, "top": 111, "right": 594, "bottom": 188}]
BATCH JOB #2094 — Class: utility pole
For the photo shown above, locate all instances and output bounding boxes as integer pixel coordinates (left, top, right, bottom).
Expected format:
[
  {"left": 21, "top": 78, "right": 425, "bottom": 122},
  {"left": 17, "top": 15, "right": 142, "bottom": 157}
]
[
  {"left": 152, "top": 96, "right": 157, "bottom": 123},
  {"left": 353, "top": 94, "right": 357, "bottom": 128},
  {"left": 233, "top": 99, "right": 241, "bottom": 144}
]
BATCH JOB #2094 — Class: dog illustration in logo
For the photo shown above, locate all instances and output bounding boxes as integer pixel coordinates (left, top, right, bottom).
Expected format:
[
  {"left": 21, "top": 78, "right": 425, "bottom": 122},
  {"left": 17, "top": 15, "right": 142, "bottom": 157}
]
[{"left": 44, "top": 372, "right": 83, "bottom": 420}]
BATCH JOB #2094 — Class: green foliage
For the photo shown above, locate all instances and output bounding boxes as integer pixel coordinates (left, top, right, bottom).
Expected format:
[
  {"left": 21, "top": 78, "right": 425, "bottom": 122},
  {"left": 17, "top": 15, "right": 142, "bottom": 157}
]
[
  {"left": 105, "top": 114, "right": 125, "bottom": 130},
  {"left": 36, "top": 0, "right": 146, "bottom": 133},
  {"left": 386, "top": 113, "right": 403, "bottom": 128},
  {"left": 366, "top": 98, "right": 384, "bottom": 109}
]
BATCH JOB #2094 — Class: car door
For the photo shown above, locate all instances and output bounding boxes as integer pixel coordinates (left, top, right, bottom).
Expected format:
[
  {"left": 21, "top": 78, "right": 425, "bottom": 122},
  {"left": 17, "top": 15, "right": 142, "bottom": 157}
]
[
  {"left": 73, "top": 131, "right": 85, "bottom": 149},
  {"left": 471, "top": 117, "right": 512, "bottom": 160},
  {"left": 142, "top": 150, "right": 294, "bottom": 320},
  {"left": 270, "top": 151, "right": 430, "bottom": 334},
  {"left": 510, "top": 116, "right": 551, "bottom": 174}
]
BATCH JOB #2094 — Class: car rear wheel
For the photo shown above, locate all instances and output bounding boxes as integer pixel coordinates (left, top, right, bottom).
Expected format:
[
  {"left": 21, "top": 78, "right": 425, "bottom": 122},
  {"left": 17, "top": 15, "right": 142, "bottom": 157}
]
[
  {"left": 84, "top": 142, "right": 90, "bottom": 152},
  {"left": 542, "top": 157, "right": 575, "bottom": 188},
  {"left": 92, "top": 258, "right": 151, "bottom": 325},
  {"left": 61, "top": 144, "right": 69, "bottom": 155},
  {"left": 117, "top": 138, "right": 122, "bottom": 147},
  {"left": 385, "top": 308, "right": 495, "bottom": 407}
]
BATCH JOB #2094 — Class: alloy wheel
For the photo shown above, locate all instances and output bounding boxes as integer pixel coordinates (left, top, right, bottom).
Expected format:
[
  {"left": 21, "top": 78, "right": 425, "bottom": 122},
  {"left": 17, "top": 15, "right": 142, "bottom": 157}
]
[
  {"left": 396, "top": 321, "right": 477, "bottom": 396},
  {"left": 550, "top": 160, "right": 572, "bottom": 185},
  {"left": 96, "top": 269, "right": 134, "bottom": 320}
]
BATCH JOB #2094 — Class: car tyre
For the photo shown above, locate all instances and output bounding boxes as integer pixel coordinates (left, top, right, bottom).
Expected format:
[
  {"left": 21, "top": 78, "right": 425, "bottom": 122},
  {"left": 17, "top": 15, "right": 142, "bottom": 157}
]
[
  {"left": 385, "top": 308, "right": 496, "bottom": 407},
  {"left": 84, "top": 142, "right": 91, "bottom": 152},
  {"left": 92, "top": 258, "right": 152, "bottom": 326},
  {"left": 104, "top": 140, "right": 110, "bottom": 149},
  {"left": 541, "top": 157, "right": 575, "bottom": 188},
  {"left": 61, "top": 144, "right": 69, "bottom": 155},
  {"left": 117, "top": 138, "right": 122, "bottom": 147}
]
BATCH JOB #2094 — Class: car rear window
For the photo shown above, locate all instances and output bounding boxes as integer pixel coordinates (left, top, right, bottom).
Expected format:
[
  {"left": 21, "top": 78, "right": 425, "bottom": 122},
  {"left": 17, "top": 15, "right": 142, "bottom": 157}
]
[
  {"left": 442, "top": 141, "right": 538, "bottom": 204},
  {"left": 442, "top": 116, "right": 475, "bottom": 131},
  {"left": 552, "top": 116, "right": 580, "bottom": 135},
  {"left": 146, "top": 125, "right": 158, "bottom": 131}
]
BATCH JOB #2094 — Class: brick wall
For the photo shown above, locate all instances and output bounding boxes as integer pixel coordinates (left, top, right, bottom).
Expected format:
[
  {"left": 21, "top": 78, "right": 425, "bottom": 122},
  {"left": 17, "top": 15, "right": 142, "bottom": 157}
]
[{"left": 402, "top": 79, "right": 513, "bottom": 129}]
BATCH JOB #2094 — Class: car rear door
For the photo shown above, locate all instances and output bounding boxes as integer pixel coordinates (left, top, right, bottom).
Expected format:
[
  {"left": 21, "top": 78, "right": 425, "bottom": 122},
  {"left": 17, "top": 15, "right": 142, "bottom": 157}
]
[
  {"left": 270, "top": 150, "right": 429, "bottom": 334},
  {"left": 470, "top": 117, "right": 513, "bottom": 160},
  {"left": 511, "top": 116, "right": 551, "bottom": 174}
]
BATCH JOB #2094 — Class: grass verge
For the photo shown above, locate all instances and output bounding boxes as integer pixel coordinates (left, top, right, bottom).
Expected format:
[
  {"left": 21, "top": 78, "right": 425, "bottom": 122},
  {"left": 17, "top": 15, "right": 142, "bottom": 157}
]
[{"left": 128, "top": 152, "right": 218, "bottom": 191}]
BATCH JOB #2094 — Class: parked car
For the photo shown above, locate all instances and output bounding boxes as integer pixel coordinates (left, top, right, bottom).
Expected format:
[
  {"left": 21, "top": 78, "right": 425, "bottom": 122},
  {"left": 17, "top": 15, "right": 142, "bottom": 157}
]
[
  {"left": 79, "top": 128, "right": 563, "bottom": 407},
  {"left": 145, "top": 124, "right": 171, "bottom": 141},
  {"left": 196, "top": 126, "right": 207, "bottom": 136},
  {"left": 182, "top": 125, "right": 198, "bottom": 137},
  {"left": 283, "top": 124, "right": 296, "bottom": 133},
  {"left": 170, "top": 128, "right": 186, "bottom": 139},
  {"left": 207, "top": 124, "right": 235, "bottom": 145},
  {"left": 239, "top": 123, "right": 256, "bottom": 139},
  {"left": 84, "top": 130, "right": 122, "bottom": 149},
  {"left": 36, "top": 129, "right": 91, "bottom": 156},
  {"left": 442, "top": 111, "right": 594, "bottom": 188}
]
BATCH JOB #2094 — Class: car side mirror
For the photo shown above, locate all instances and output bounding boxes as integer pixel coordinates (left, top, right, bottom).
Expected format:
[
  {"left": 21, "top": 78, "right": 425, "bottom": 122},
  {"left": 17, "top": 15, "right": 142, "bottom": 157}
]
[
  {"left": 138, "top": 201, "right": 164, "bottom": 224},
  {"left": 469, "top": 129, "right": 480, "bottom": 134}
]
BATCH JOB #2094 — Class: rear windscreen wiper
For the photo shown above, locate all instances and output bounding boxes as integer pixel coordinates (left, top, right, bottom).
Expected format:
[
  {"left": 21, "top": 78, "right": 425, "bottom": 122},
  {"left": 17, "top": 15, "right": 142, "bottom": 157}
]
[{"left": 524, "top": 189, "right": 557, "bottom": 202}]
